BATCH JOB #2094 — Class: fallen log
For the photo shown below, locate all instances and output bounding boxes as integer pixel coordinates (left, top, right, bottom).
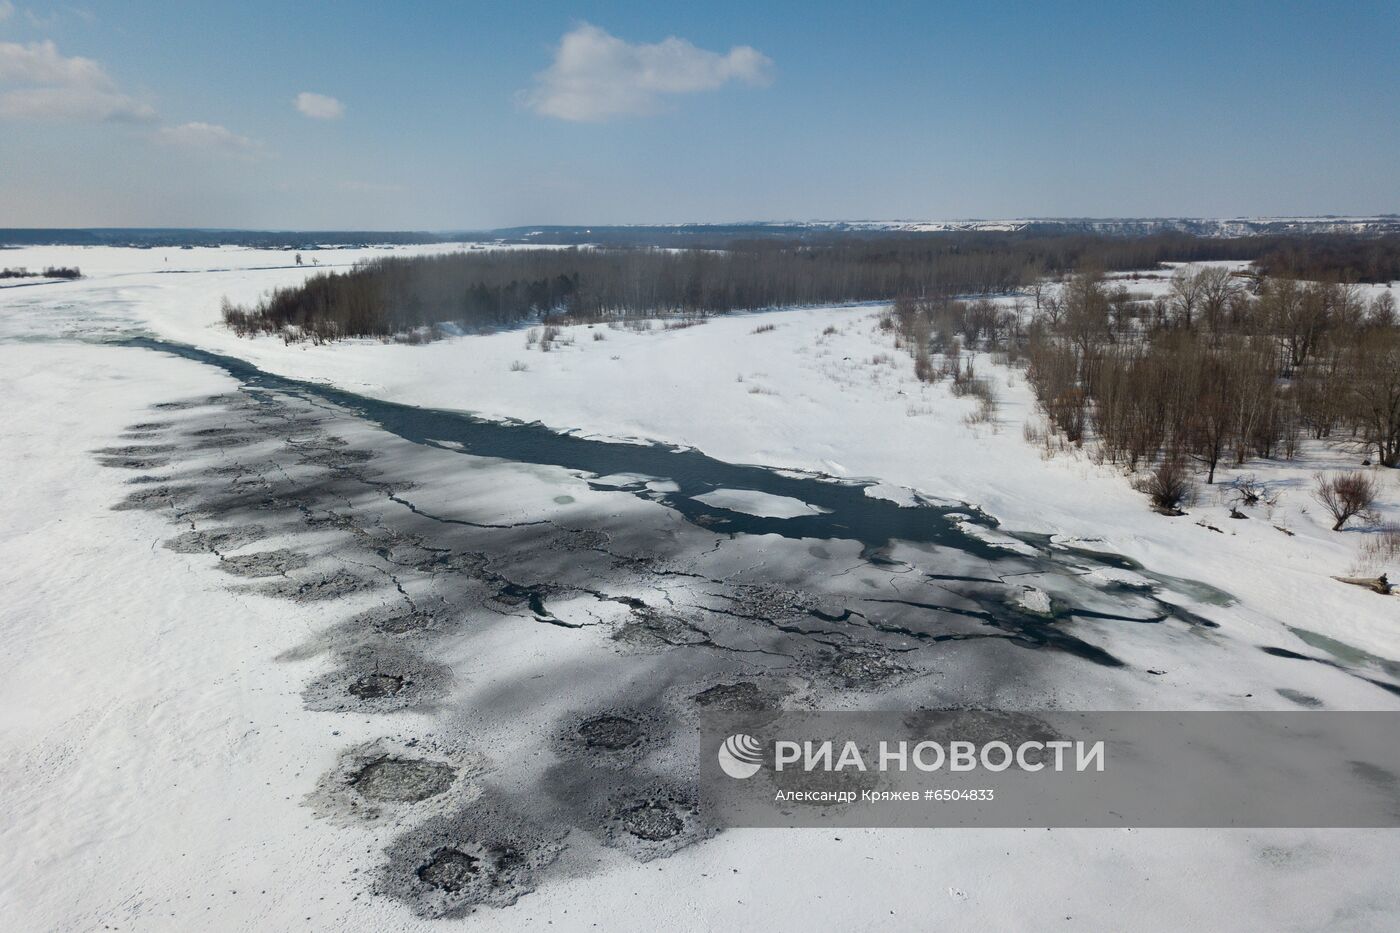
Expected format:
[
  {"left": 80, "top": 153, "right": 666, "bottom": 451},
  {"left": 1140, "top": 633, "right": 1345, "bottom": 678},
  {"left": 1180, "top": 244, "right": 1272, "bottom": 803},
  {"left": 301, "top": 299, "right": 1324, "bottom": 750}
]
[{"left": 1331, "top": 573, "right": 1393, "bottom": 595}]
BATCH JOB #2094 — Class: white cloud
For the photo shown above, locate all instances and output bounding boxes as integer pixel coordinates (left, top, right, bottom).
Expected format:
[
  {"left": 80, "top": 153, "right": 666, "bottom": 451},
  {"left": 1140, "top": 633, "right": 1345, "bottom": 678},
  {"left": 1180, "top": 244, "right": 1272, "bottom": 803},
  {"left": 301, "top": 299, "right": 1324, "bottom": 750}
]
[
  {"left": 294, "top": 90, "right": 343, "bottom": 120},
  {"left": 157, "top": 121, "right": 267, "bottom": 160},
  {"left": 0, "top": 84, "right": 154, "bottom": 121},
  {"left": 0, "top": 38, "right": 109, "bottom": 87},
  {"left": 1, "top": 36, "right": 266, "bottom": 163},
  {"left": 0, "top": 38, "right": 155, "bottom": 123},
  {"left": 521, "top": 22, "right": 773, "bottom": 122}
]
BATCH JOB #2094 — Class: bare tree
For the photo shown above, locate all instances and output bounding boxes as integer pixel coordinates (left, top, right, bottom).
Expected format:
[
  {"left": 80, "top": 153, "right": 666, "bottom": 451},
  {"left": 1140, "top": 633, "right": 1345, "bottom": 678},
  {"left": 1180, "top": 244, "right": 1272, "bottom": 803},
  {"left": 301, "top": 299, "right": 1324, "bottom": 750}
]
[
  {"left": 1169, "top": 266, "right": 1205, "bottom": 328},
  {"left": 1196, "top": 265, "right": 1240, "bottom": 339},
  {"left": 1344, "top": 328, "right": 1400, "bottom": 466},
  {"left": 1313, "top": 471, "right": 1377, "bottom": 531},
  {"left": 1368, "top": 291, "right": 1397, "bottom": 329}
]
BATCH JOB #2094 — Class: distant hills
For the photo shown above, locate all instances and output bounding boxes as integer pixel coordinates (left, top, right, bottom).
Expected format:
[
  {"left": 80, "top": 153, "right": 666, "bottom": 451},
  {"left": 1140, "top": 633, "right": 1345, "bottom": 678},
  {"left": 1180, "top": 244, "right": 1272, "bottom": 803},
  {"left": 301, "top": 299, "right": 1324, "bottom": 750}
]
[{"left": 3, "top": 216, "right": 1399, "bottom": 249}]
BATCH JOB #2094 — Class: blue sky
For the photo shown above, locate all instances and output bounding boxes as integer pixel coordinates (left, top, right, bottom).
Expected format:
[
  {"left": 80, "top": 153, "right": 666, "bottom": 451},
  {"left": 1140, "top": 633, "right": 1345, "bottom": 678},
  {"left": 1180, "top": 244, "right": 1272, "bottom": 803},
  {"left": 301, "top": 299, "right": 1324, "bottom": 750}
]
[{"left": 1, "top": 1, "right": 1397, "bottom": 228}]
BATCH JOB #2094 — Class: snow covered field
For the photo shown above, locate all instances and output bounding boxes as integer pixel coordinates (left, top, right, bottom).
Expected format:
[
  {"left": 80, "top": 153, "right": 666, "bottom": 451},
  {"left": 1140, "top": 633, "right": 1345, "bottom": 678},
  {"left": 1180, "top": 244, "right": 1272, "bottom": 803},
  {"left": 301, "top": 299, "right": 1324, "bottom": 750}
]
[{"left": 2, "top": 246, "right": 1398, "bottom": 930}]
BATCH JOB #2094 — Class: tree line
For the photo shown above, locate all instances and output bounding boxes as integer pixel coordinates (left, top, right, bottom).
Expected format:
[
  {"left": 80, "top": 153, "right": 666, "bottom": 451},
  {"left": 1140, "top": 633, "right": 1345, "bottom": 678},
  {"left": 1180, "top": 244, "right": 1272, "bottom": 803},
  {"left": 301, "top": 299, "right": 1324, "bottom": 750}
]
[
  {"left": 223, "top": 233, "right": 1400, "bottom": 341},
  {"left": 1015, "top": 268, "right": 1399, "bottom": 505}
]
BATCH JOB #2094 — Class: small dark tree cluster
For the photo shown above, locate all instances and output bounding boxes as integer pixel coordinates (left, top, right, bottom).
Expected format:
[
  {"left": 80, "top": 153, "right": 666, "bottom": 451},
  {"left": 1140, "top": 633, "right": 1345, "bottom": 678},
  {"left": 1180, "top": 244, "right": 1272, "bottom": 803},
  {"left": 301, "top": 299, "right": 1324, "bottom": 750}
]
[{"left": 1, "top": 266, "right": 81, "bottom": 279}]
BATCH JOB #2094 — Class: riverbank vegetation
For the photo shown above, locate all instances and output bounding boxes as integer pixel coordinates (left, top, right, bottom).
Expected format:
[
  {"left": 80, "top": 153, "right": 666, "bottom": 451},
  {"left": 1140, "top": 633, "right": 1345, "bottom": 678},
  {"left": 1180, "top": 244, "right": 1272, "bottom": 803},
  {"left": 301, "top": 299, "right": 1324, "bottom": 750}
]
[
  {"left": 221, "top": 233, "right": 1400, "bottom": 342},
  {"left": 882, "top": 263, "right": 1400, "bottom": 516}
]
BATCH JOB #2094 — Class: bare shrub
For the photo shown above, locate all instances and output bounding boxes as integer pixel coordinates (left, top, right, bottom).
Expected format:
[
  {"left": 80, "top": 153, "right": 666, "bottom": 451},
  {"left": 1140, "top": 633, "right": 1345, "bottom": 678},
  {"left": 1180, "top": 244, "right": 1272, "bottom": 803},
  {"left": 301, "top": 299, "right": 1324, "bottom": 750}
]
[
  {"left": 592, "top": 330, "right": 605, "bottom": 341},
  {"left": 1354, "top": 522, "right": 1400, "bottom": 573},
  {"left": 822, "top": 324, "right": 838, "bottom": 336},
  {"left": 752, "top": 323, "right": 776, "bottom": 334},
  {"left": 1229, "top": 473, "right": 1275, "bottom": 508},
  {"left": 962, "top": 379, "right": 999, "bottom": 425},
  {"left": 1313, "top": 471, "right": 1377, "bottom": 530},
  {"left": 540, "top": 324, "right": 560, "bottom": 351},
  {"left": 1137, "top": 456, "right": 1193, "bottom": 513},
  {"left": 913, "top": 350, "right": 934, "bottom": 382},
  {"left": 509, "top": 360, "right": 528, "bottom": 372}
]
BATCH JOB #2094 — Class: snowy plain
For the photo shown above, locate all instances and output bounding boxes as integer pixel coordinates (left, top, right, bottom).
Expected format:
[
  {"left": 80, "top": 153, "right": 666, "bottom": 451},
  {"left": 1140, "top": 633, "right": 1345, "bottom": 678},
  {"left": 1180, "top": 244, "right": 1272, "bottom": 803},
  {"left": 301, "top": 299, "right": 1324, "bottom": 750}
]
[{"left": 2, "top": 244, "right": 1398, "bottom": 931}]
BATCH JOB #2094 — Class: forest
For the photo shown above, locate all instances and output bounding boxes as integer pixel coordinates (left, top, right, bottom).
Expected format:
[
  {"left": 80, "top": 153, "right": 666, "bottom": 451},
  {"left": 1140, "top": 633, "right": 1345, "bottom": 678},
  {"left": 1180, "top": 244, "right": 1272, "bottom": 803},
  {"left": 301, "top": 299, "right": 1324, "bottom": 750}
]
[
  {"left": 222, "top": 232, "right": 1400, "bottom": 341},
  {"left": 884, "top": 266, "right": 1400, "bottom": 522}
]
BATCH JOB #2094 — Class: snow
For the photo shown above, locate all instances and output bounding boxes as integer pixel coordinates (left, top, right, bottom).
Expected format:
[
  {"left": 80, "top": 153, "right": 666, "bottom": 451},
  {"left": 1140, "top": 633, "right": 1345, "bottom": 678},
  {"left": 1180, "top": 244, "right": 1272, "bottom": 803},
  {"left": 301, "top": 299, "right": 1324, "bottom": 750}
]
[
  {"left": 3, "top": 246, "right": 1400, "bottom": 931},
  {"left": 1014, "top": 586, "right": 1054, "bottom": 614},
  {"left": 0, "top": 344, "right": 393, "bottom": 930},
  {"left": 4, "top": 243, "right": 1396, "bottom": 679},
  {"left": 692, "top": 488, "right": 831, "bottom": 518},
  {"left": 40, "top": 249, "right": 1386, "bottom": 670}
]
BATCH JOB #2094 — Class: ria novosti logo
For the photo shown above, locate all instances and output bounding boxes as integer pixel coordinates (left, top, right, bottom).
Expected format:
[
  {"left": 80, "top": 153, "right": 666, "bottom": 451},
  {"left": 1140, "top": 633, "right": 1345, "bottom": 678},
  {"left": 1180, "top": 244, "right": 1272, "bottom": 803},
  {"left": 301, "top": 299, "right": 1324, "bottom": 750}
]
[{"left": 717, "top": 733, "right": 764, "bottom": 779}]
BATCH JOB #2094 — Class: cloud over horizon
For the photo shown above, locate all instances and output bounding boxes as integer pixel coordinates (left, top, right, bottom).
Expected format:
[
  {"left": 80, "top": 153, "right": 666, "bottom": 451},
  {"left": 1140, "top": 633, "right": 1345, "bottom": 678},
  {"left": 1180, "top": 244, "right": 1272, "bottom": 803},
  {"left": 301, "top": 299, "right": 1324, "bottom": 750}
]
[
  {"left": 294, "top": 91, "right": 343, "bottom": 120},
  {"left": 0, "top": 39, "right": 156, "bottom": 122},
  {"left": 521, "top": 23, "right": 772, "bottom": 122},
  {"left": 0, "top": 37, "right": 268, "bottom": 160},
  {"left": 156, "top": 121, "right": 267, "bottom": 160}
]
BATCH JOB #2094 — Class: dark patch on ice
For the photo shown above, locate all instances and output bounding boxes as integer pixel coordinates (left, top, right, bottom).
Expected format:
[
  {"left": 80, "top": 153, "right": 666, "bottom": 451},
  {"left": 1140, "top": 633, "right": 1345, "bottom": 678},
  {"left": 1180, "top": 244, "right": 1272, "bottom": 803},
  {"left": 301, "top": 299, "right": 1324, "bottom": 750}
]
[
  {"left": 547, "top": 527, "right": 610, "bottom": 551},
  {"left": 1276, "top": 688, "right": 1324, "bottom": 708},
  {"left": 302, "top": 644, "right": 450, "bottom": 712},
  {"left": 163, "top": 525, "right": 268, "bottom": 553},
  {"left": 613, "top": 609, "right": 712, "bottom": 649},
  {"left": 97, "top": 455, "right": 171, "bottom": 470},
  {"left": 307, "top": 739, "right": 481, "bottom": 824},
  {"left": 353, "top": 756, "right": 458, "bottom": 803},
  {"left": 110, "top": 484, "right": 192, "bottom": 510},
  {"left": 218, "top": 548, "right": 309, "bottom": 577},
  {"left": 349, "top": 672, "right": 405, "bottom": 698},
  {"left": 827, "top": 648, "right": 908, "bottom": 689},
  {"left": 92, "top": 444, "right": 177, "bottom": 456},
  {"left": 190, "top": 432, "right": 260, "bottom": 450},
  {"left": 377, "top": 792, "right": 565, "bottom": 917},
  {"left": 352, "top": 604, "right": 446, "bottom": 636},
  {"left": 299, "top": 447, "right": 374, "bottom": 468},
  {"left": 576, "top": 714, "right": 644, "bottom": 750},
  {"left": 691, "top": 681, "right": 772, "bottom": 712},
  {"left": 255, "top": 569, "right": 373, "bottom": 601},
  {"left": 599, "top": 784, "right": 713, "bottom": 860},
  {"left": 618, "top": 800, "right": 683, "bottom": 840},
  {"left": 418, "top": 848, "right": 479, "bottom": 891}
]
